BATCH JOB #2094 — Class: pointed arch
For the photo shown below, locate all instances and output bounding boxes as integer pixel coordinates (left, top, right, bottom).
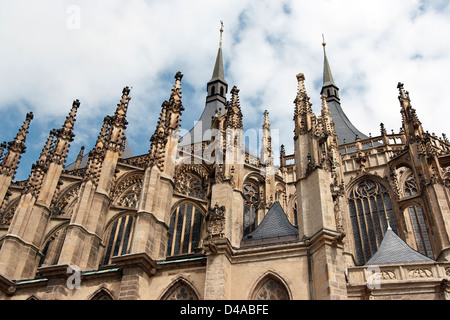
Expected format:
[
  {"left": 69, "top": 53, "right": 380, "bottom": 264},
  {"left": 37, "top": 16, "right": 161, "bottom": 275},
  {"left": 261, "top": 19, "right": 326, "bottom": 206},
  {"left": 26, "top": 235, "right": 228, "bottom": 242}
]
[
  {"left": 88, "top": 287, "right": 115, "bottom": 300},
  {"left": 112, "top": 171, "right": 144, "bottom": 208},
  {"left": 243, "top": 173, "right": 265, "bottom": 237},
  {"left": 249, "top": 271, "right": 291, "bottom": 300},
  {"left": 160, "top": 277, "right": 200, "bottom": 300},
  {"left": 102, "top": 212, "right": 136, "bottom": 266},
  {"left": 347, "top": 174, "right": 398, "bottom": 265},
  {"left": 39, "top": 222, "right": 69, "bottom": 268},
  {"left": 52, "top": 182, "right": 81, "bottom": 218},
  {"left": 174, "top": 164, "right": 210, "bottom": 200},
  {"left": 0, "top": 196, "right": 20, "bottom": 226},
  {"left": 167, "top": 201, "right": 206, "bottom": 257}
]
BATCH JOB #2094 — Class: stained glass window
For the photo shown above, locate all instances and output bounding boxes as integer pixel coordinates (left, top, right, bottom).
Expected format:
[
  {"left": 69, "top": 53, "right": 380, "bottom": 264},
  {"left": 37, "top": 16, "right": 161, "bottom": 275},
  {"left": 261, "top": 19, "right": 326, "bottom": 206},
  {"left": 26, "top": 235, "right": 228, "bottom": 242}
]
[
  {"left": 408, "top": 206, "right": 433, "bottom": 258},
  {"left": 244, "top": 183, "right": 260, "bottom": 236},
  {"left": 103, "top": 214, "right": 135, "bottom": 265},
  {"left": 38, "top": 226, "right": 68, "bottom": 267},
  {"left": 162, "top": 282, "right": 199, "bottom": 300},
  {"left": 349, "top": 179, "right": 396, "bottom": 265},
  {"left": 254, "top": 278, "right": 289, "bottom": 300},
  {"left": 167, "top": 203, "right": 203, "bottom": 256}
]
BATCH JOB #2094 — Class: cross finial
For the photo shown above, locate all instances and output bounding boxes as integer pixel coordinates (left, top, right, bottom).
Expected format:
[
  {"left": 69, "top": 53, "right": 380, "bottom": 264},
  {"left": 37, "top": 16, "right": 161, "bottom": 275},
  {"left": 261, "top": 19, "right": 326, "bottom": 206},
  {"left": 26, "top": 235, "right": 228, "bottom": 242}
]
[{"left": 219, "top": 20, "right": 224, "bottom": 48}]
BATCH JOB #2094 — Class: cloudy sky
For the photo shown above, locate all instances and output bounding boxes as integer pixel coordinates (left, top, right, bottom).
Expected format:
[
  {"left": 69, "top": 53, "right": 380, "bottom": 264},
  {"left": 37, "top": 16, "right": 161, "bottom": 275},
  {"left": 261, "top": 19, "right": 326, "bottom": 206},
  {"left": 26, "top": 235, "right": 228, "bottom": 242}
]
[{"left": 1, "top": 0, "right": 449, "bottom": 181}]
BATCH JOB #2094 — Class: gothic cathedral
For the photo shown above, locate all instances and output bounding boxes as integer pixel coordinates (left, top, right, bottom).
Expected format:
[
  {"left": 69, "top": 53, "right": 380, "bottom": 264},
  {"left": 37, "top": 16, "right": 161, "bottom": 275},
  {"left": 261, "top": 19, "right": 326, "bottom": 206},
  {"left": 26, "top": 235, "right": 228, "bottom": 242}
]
[{"left": 0, "top": 27, "right": 449, "bottom": 300}]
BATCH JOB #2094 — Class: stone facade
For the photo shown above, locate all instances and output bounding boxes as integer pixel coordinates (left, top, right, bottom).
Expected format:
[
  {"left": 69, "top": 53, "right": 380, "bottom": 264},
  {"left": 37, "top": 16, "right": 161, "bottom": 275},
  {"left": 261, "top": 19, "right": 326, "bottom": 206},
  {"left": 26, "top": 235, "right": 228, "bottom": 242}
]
[{"left": 0, "top": 31, "right": 449, "bottom": 301}]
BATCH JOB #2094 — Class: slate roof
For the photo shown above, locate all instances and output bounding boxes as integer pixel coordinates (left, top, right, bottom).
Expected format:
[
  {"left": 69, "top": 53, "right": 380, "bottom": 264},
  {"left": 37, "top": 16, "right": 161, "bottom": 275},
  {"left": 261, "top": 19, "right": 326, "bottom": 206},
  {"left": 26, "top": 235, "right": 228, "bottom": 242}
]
[
  {"left": 365, "top": 226, "right": 434, "bottom": 266},
  {"left": 242, "top": 202, "right": 299, "bottom": 246}
]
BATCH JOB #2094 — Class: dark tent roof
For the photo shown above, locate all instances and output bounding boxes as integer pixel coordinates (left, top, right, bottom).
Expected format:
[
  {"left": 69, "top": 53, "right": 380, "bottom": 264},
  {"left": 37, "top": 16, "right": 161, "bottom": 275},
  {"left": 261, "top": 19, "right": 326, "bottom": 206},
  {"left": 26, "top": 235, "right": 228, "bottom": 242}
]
[
  {"left": 242, "top": 202, "right": 298, "bottom": 246},
  {"left": 365, "top": 226, "right": 434, "bottom": 266}
]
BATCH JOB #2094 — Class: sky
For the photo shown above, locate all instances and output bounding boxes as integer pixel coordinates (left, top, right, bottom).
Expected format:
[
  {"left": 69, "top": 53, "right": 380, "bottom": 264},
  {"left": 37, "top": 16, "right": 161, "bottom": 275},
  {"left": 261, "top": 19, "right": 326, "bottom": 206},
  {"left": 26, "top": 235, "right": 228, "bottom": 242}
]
[{"left": 0, "top": 0, "right": 449, "bottom": 181}]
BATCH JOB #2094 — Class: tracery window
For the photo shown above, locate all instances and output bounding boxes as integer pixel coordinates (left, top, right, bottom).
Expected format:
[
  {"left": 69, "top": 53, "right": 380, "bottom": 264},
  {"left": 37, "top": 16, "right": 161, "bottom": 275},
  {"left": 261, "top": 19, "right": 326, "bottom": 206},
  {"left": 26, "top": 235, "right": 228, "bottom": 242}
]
[
  {"left": 175, "top": 173, "right": 207, "bottom": 200},
  {"left": 53, "top": 183, "right": 80, "bottom": 218},
  {"left": 116, "top": 181, "right": 142, "bottom": 208},
  {"left": 408, "top": 205, "right": 433, "bottom": 258},
  {"left": 253, "top": 277, "right": 290, "bottom": 300},
  {"left": 243, "top": 182, "right": 261, "bottom": 236},
  {"left": 0, "top": 198, "right": 19, "bottom": 226},
  {"left": 401, "top": 173, "right": 433, "bottom": 258},
  {"left": 167, "top": 202, "right": 203, "bottom": 257},
  {"left": 404, "top": 173, "right": 418, "bottom": 197},
  {"left": 39, "top": 226, "right": 68, "bottom": 267},
  {"left": 91, "top": 290, "right": 114, "bottom": 300},
  {"left": 103, "top": 214, "right": 136, "bottom": 265},
  {"left": 162, "top": 281, "right": 199, "bottom": 300},
  {"left": 348, "top": 179, "right": 397, "bottom": 266}
]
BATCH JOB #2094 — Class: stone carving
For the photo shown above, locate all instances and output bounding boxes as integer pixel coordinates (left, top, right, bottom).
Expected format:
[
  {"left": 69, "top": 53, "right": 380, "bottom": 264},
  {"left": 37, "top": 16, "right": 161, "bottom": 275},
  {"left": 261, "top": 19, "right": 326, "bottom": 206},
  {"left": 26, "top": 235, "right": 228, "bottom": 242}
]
[
  {"left": 408, "top": 268, "right": 433, "bottom": 278},
  {"left": 207, "top": 203, "right": 226, "bottom": 240}
]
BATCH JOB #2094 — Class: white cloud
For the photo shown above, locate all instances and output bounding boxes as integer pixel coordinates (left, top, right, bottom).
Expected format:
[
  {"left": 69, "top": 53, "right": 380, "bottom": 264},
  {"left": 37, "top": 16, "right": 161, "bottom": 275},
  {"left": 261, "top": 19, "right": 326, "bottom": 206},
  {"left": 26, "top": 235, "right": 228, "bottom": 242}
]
[{"left": 0, "top": 0, "right": 449, "bottom": 181}]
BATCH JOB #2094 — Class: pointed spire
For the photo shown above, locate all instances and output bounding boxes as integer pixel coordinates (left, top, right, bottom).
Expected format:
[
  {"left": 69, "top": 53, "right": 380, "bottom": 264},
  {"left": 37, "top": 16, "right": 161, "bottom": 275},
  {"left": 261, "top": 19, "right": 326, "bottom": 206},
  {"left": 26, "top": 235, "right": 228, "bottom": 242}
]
[
  {"left": 224, "top": 86, "right": 243, "bottom": 129},
  {"left": 149, "top": 72, "right": 185, "bottom": 171},
  {"left": 398, "top": 82, "right": 423, "bottom": 136},
  {"left": 210, "top": 21, "right": 227, "bottom": 84},
  {"left": 261, "top": 110, "right": 273, "bottom": 166},
  {"left": 84, "top": 116, "right": 111, "bottom": 185},
  {"left": 51, "top": 100, "right": 79, "bottom": 165},
  {"left": 74, "top": 146, "right": 85, "bottom": 170},
  {"left": 322, "top": 35, "right": 336, "bottom": 88},
  {"left": 0, "top": 112, "right": 34, "bottom": 177},
  {"left": 167, "top": 72, "right": 184, "bottom": 130}
]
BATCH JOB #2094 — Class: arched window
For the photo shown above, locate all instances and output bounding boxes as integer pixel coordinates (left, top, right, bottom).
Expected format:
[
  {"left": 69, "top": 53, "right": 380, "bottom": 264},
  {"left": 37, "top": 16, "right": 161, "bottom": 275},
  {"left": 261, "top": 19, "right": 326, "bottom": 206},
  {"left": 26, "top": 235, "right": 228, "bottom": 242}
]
[
  {"left": 167, "top": 202, "right": 203, "bottom": 257},
  {"left": 243, "top": 182, "right": 261, "bottom": 236},
  {"left": 252, "top": 276, "right": 290, "bottom": 300},
  {"left": 53, "top": 183, "right": 80, "bottom": 218},
  {"left": 220, "top": 86, "right": 224, "bottom": 96},
  {"left": 407, "top": 205, "right": 433, "bottom": 258},
  {"left": 161, "top": 281, "right": 199, "bottom": 300},
  {"left": 175, "top": 173, "right": 207, "bottom": 200},
  {"left": 103, "top": 214, "right": 136, "bottom": 266},
  {"left": 116, "top": 180, "right": 142, "bottom": 208},
  {"left": 39, "top": 225, "right": 68, "bottom": 267},
  {"left": 401, "top": 173, "right": 433, "bottom": 258},
  {"left": 293, "top": 202, "right": 298, "bottom": 227},
  {"left": 0, "top": 197, "right": 20, "bottom": 226},
  {"left": 91, "top": 289, "right": 114, "bottom": 300},
  {"left": 404, "top": 173, "right": 418, "bottom": 197},
  {"left": 348, "top": 179, "right": 397, "bottom": 265}
]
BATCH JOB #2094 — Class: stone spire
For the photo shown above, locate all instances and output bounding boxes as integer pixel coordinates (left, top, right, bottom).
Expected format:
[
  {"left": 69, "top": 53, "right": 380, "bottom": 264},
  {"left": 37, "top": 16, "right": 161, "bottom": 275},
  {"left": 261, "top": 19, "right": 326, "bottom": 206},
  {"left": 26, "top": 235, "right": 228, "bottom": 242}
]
[
  {"left": 0, "top": 112, "right": 34, "bottom": 207},
  {"left": 398, "top": 82, "right": 423, "bottom": 139},
  {"left": 149, "top": 72, "right": 184, "bottom": 172},
  {"left": 51, "top": 100, "right": 80, "bottom": 165},
  {"left": 224, "top": 86, "right": 243, "bottom": 130},
  {"left": 0, "top": 101, "right": 79, "bottom": 280},
  {"left": 261, "top": 110, "right": 273, "bottom": 166},
  {"left": 0, "top": 112, "right": 33, "bottom": 178}
]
